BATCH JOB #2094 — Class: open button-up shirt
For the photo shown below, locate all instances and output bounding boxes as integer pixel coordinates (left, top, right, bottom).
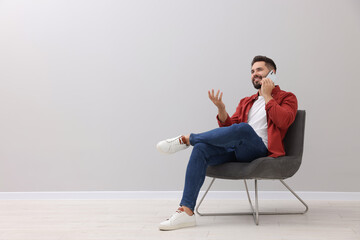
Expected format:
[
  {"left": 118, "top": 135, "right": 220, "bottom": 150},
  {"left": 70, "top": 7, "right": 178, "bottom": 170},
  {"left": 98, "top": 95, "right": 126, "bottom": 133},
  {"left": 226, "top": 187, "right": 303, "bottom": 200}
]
[{"left": 217, "top": 86, "right": 298, "bottom": 157}]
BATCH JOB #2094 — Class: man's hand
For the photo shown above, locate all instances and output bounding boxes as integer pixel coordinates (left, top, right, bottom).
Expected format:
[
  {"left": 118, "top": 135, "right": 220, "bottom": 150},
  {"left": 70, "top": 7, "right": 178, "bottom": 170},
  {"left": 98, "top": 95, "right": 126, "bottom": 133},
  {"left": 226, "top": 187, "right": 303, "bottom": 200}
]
[
  {"left": 208, "top": 89, "right": 228, "bottom": 123},
  {"left": 208, "top": 89, "right": 225, "bottom": 110},
  {"left": 260, "top": 78, "right": 275, "bottom": 103}
]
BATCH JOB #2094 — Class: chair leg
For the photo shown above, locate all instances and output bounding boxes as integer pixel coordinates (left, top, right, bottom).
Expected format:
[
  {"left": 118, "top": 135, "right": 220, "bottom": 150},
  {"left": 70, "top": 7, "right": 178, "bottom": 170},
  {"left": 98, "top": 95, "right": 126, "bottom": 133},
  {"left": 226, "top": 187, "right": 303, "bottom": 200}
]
[
  {"left": 254, "top": 179, "right": 259, "bottom": 225},
  {"left": 195, "top": 178, "right": 254, "bottom": 217},
  {"left": 195, "top": 178, "right": 216, "bottom": 216},
  {"left": 195, "top": 178, "right": 309, "bottom": 225},
  {"left": 279, "top": 179, "right": 309, "bottom": 214},
  {"left": 243, "top": 179, "right": 259, "bottom": 225}
]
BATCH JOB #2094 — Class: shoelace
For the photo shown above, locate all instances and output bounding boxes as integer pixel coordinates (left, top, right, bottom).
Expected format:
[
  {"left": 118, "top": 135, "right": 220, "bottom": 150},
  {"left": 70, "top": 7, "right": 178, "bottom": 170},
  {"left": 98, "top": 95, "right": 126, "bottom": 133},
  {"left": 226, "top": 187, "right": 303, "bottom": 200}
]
[
  {"left": 166, "top": 136, "right": 182, "bottom": 143},
  {"left": 166, "top": 208, "right": 184, "bottom": 221},
  {"left": 166, "top": 208, "right": 184, "bottom": 220},
  {"left": 166, "top": 136, "right": 186, "bottom": 147}
]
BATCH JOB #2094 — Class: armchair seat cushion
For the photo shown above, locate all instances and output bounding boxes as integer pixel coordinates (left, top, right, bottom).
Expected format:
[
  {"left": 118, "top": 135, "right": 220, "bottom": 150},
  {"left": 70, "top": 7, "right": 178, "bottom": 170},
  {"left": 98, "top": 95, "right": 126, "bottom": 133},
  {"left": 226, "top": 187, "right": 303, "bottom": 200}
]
[{"left": 206, "top": 156, "right": 301, "bottom": 180}]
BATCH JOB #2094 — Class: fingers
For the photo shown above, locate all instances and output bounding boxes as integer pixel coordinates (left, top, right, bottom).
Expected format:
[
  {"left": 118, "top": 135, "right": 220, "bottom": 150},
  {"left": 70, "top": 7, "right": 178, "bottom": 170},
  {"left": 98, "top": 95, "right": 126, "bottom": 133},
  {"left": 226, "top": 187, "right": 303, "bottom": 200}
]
[
  {"left": 261, "top": 79, "right": 269, "bottom": 90},
  {"left": 262, "top": 78, "right": 274, "bottom": 86},
  {"left": 208, "top": 89, "right": 218, "bottom": 98},
  {"left": 215, "top": 90, "right": 220, "bottom": 99},
  {"left": 208, "top": 89, "right": 223, "bottom": 101},
  {"left": 208, "top": 89, "right": 214, "bottom": 100}
]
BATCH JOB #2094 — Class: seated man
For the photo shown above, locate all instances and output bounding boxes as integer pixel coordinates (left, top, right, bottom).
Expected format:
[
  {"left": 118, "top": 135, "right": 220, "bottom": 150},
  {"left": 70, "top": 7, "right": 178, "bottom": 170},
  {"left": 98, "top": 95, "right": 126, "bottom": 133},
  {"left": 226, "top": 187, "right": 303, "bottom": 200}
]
[{"left": 156, "top": 55, "right": 298, "bottom": 231}]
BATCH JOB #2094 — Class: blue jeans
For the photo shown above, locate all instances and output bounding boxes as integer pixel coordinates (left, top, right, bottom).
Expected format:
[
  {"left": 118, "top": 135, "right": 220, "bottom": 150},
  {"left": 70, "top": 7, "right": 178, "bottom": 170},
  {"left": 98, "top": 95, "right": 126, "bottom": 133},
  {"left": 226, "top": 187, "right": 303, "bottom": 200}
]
[{"left": 179, "top": 123, "right": 268, "bottom": 211}]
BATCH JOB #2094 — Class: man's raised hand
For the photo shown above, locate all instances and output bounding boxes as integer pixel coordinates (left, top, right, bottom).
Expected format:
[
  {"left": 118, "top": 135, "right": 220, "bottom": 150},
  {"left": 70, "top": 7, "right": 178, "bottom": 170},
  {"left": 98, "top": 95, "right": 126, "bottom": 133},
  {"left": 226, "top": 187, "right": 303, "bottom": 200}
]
[{"left": 208, "top": 89, "right": 225, "bottom": 110}]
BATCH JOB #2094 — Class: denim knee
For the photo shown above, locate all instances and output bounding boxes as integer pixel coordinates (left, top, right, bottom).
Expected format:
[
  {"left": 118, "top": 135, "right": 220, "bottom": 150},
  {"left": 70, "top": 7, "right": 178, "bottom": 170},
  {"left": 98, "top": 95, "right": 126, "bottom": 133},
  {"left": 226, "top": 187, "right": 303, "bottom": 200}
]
[
  {"left": 229, "top": 122, "right": 250, "bottom": 133},
  {"left": 191, "top": 143, "right": 209, "bottom": 160}
]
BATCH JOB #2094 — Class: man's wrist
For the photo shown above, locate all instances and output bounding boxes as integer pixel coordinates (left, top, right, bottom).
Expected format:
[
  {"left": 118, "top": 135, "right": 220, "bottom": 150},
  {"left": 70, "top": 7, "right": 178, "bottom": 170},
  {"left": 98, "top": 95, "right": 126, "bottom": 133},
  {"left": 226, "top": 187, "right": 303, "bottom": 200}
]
[
  {"left": 218, "top": 106, "right": 226, "bottom": 112},
  {"left": 218, "top": 108, "right": 226, "bottom": 117},
  {"left": 264, "top": 95, "right": 273, "bottom": 104},
  {"left": 218, "top": 112, "right": 228, "bottom": 123},
  {"left": 218, "top": 116, "right": 227, "bottom": 123}
]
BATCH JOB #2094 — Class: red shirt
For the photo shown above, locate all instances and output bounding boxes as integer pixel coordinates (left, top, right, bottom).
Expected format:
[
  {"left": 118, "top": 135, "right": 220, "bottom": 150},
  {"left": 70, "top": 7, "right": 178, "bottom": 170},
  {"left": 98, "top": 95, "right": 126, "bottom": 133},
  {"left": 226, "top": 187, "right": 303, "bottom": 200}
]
[{"left": 217, "top": 86, "right": 298, "bottom": 157}]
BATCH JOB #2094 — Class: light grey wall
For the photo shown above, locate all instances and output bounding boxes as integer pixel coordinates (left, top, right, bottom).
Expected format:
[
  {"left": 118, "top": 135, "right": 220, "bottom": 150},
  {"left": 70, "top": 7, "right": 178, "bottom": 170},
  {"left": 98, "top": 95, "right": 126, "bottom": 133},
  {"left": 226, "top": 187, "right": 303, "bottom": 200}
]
[{"left": 0, "top": 0, "right": 359, "bottom": 192}]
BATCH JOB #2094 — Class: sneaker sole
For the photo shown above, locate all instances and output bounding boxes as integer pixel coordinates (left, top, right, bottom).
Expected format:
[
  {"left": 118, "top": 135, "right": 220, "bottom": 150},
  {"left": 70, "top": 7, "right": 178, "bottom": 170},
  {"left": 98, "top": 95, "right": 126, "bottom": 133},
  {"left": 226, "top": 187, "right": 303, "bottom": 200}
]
[
  {"left": 159, "top": 222, "right": 196, "bottom": 231},
  {"left": 156, "top": 143, "right": 189, "bottom": 155}
]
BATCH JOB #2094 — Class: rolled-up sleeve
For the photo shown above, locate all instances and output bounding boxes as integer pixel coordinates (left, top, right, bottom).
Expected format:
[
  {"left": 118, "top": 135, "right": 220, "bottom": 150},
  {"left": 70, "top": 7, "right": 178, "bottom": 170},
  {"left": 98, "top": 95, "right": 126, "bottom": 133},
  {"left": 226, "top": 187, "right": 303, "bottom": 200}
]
[
  {"left": 217, "top": 113, "right": 232, "bottom": 127},
  {"left": 216, "top": 98, "right": 246, "bottom": 127}
]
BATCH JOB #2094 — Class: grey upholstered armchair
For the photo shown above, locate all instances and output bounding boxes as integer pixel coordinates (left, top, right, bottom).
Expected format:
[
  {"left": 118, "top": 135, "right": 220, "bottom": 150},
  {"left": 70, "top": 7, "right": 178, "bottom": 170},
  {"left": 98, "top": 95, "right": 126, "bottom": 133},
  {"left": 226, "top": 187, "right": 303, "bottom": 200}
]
[{"left": 195, "top": 110, "right": 308, "bottom": 225}]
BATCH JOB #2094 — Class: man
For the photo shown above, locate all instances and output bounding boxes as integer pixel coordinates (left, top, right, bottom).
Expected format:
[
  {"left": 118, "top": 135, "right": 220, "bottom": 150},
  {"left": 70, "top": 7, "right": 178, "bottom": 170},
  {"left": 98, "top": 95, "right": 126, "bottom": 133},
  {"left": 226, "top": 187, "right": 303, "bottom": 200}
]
[{"left": 156, "top": 56, "right": 298, "bottom": 231}]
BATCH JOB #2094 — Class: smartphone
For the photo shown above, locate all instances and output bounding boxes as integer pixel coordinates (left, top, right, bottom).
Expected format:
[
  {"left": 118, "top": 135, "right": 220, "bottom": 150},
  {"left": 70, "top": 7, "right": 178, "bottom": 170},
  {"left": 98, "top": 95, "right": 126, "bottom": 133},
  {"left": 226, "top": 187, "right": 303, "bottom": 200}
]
[{"left": 266, "top": 70, "right": 276, "bottom": 84}]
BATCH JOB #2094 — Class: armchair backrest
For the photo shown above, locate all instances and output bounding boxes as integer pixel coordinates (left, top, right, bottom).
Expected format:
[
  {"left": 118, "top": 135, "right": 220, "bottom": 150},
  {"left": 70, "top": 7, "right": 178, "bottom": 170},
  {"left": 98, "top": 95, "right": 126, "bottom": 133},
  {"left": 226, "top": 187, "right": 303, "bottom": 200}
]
[{"left": 283, "top": 110, "right": 306, "bottom": 158}]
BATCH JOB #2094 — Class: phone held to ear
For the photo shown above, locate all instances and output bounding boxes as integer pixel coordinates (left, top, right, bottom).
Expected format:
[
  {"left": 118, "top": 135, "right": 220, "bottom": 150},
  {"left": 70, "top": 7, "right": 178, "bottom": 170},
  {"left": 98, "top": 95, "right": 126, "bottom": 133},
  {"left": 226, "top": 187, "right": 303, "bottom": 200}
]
[{"left": 266, "top": 70, "right": 276, "bottom": 84}]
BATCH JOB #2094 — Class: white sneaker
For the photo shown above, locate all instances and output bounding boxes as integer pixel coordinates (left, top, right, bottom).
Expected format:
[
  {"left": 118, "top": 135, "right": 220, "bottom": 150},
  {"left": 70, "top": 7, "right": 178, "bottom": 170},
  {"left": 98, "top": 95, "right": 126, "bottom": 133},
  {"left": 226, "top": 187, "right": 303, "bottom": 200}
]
[
  {"left": 159, "top": 208, "right": 196, "bottom": 231},
  {"left": 156, "top": 135, "right": 189, "bottom": 154}
]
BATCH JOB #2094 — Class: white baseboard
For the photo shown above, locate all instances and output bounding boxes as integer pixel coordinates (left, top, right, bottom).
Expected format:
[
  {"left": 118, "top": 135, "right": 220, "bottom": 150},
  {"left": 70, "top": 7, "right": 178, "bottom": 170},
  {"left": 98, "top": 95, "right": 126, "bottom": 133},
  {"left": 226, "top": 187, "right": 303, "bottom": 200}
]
[{"left": 0, "top": 191, "right": 360, "bottom": 200}]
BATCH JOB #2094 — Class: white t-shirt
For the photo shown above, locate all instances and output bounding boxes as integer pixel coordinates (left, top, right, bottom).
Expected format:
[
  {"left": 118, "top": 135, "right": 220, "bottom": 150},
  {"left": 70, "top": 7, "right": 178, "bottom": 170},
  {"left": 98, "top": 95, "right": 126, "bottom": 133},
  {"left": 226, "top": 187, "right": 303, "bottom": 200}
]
[{"left": 247, "top": 96, "right": 268, "bottom": 148}]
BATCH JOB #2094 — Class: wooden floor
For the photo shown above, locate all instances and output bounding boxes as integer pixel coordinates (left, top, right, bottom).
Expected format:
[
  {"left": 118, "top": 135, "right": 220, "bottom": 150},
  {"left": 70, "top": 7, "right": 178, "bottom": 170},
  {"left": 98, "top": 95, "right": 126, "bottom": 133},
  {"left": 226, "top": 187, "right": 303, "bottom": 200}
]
[{"left": 0, "top": 199, "right": 359, "bottom": 240}]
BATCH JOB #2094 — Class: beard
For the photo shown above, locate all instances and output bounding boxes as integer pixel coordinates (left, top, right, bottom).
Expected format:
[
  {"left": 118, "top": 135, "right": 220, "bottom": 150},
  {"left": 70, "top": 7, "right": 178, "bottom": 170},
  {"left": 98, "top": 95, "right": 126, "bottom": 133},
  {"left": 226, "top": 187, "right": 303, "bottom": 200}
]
[
  {"left": 252, "top": 75, "right": 262, "bottom": 89},
  {"left": 252, "top": 81, "right": 262, "bottom": 89}
]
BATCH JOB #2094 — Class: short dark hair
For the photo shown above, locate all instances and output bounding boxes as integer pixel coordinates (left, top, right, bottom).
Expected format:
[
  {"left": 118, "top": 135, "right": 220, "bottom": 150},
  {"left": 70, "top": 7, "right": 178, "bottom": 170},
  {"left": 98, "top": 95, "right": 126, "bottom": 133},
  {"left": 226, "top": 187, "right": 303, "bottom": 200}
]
[{"left": 251, "top": 55, "right": 277, "bottom": 72}]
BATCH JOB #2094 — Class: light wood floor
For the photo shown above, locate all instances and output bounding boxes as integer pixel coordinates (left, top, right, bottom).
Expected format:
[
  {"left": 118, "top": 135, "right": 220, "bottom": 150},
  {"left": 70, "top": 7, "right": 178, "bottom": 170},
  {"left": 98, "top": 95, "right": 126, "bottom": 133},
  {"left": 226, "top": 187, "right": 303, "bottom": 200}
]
[{"left": 0, "top": 199, "right": 359, "bottom": 240}]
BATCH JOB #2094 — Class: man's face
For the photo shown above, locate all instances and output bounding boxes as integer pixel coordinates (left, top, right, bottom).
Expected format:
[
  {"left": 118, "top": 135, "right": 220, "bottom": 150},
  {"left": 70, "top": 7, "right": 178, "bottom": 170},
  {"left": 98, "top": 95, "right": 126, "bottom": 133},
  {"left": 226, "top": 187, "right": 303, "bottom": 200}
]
[{"left": 251, "top": 61, "right": 271, "bottom": 89}]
